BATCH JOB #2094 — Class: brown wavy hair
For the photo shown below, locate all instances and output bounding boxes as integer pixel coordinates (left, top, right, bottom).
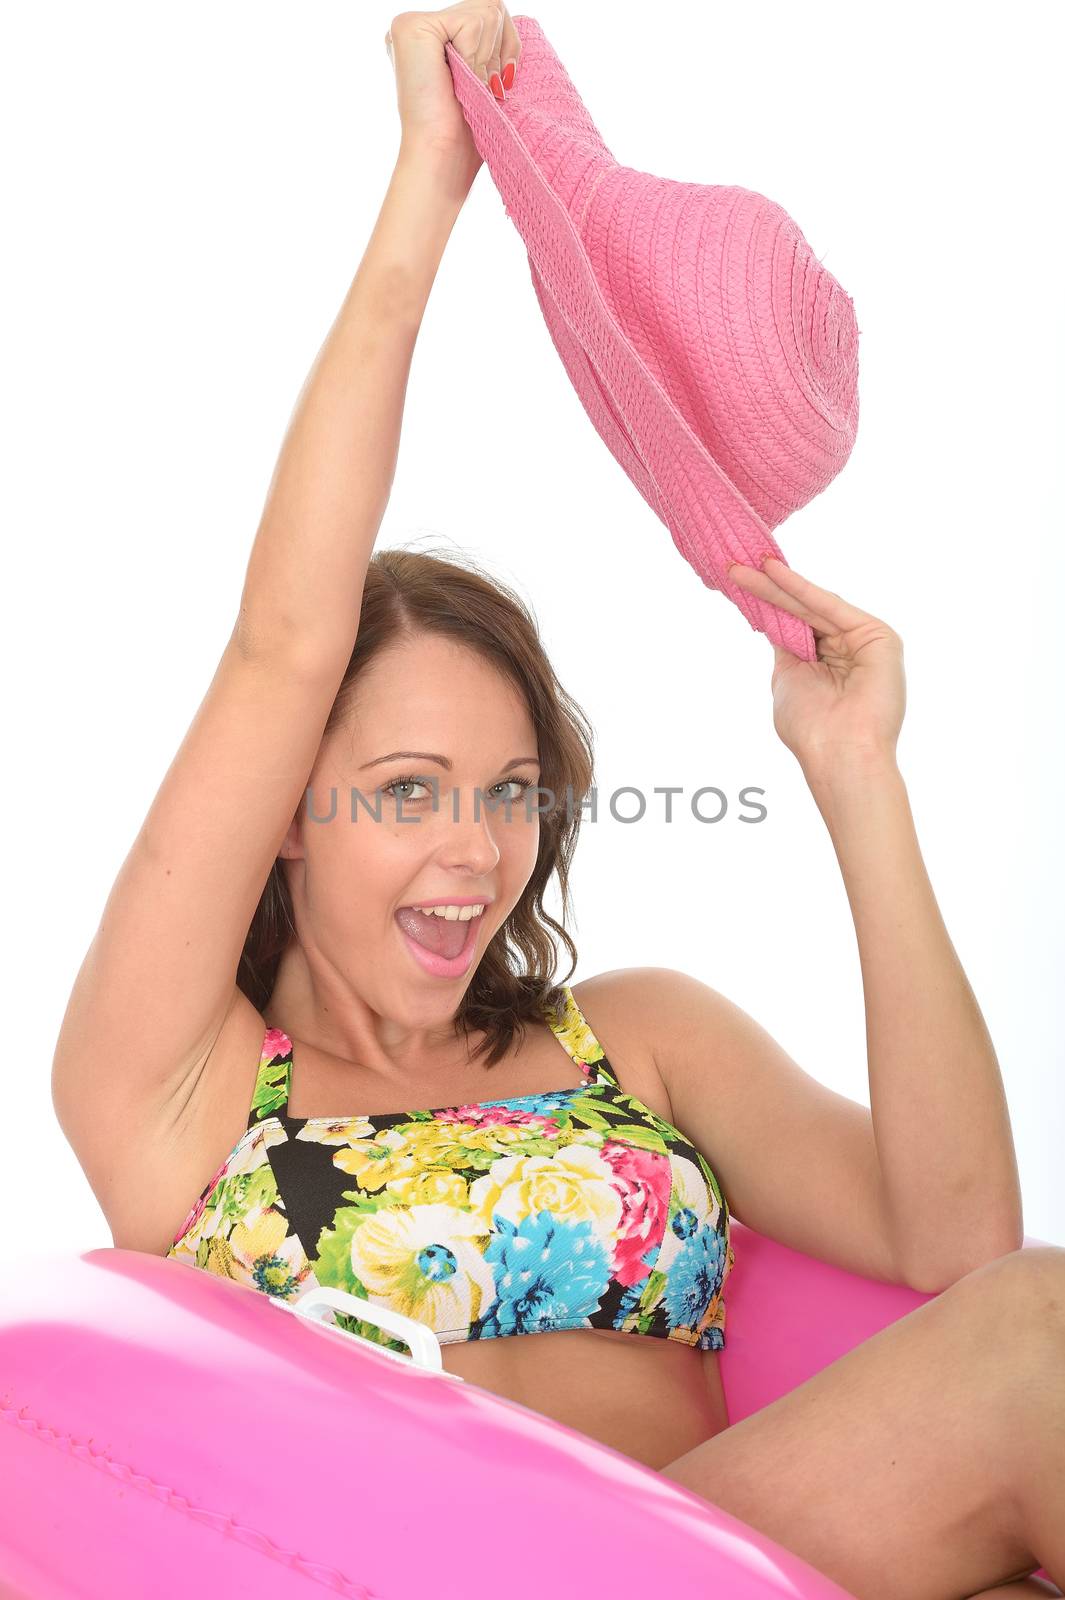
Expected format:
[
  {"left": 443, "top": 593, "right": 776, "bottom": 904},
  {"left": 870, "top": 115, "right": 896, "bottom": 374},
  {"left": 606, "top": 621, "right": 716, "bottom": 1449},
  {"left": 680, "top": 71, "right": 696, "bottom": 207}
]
[{"left": 237, "top": 543, "right": 596, "bottom": 1069}]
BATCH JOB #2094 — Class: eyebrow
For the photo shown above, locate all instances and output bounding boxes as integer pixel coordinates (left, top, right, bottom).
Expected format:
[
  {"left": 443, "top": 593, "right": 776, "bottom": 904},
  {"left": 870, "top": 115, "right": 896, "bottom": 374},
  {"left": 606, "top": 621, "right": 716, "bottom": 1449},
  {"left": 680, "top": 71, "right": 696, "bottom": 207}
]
[{"left": 358, "top": 750, "right": 541, "bottom": 772}]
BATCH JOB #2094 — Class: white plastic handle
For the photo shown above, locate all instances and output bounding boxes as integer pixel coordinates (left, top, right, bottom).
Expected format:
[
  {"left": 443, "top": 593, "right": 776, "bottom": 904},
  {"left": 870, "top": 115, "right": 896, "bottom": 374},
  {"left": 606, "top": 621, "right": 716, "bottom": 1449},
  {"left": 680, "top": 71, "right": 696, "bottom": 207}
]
[{"left": 269, "top": 1286, "right": 464, "bottom": 1381}]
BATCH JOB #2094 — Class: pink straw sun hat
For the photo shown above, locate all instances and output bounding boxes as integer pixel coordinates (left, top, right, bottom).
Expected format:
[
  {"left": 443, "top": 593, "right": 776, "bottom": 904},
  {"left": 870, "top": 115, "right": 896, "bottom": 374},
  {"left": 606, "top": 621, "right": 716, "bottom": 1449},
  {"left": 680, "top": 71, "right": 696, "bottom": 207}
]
[{"left": 445, "top": 16, "right": 861, "bottom": 662}]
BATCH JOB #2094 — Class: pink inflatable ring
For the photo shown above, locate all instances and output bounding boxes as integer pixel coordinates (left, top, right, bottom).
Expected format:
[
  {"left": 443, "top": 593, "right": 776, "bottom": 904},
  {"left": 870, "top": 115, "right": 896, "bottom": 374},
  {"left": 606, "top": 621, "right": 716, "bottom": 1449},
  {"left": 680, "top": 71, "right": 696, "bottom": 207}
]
[{"left": 0, "top": 1223, "right": 1055, "bottom": 1597}]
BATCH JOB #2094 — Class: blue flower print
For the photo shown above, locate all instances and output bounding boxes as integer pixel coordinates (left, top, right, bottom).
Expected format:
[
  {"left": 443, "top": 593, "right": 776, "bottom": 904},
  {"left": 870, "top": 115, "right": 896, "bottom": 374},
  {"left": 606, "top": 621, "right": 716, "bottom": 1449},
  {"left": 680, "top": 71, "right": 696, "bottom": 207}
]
[
  {"left": 663, "top": 1225, "right": 726, "bottom": 1335},
  {"left": 478, "top": 1089, "right": 592, "bottom": 1119},
  {"left": 472, "top": 1212, "right": 611, "bottom": 1337}
]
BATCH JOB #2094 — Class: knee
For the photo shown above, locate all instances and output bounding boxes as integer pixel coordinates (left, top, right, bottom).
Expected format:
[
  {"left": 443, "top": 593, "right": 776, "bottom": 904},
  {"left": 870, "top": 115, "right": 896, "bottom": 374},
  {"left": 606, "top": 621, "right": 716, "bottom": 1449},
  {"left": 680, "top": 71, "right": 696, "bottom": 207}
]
[{"left": 978, "top": 1244, "right": 1065, "bottom": 1339}]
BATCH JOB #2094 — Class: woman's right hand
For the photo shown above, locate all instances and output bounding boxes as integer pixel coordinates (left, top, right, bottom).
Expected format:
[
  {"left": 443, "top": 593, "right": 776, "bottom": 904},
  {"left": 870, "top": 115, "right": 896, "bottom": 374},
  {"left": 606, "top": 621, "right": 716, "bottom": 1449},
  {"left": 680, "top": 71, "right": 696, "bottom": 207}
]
[{"left": 385, "top": 3, "right": 521, "bottom": 194}]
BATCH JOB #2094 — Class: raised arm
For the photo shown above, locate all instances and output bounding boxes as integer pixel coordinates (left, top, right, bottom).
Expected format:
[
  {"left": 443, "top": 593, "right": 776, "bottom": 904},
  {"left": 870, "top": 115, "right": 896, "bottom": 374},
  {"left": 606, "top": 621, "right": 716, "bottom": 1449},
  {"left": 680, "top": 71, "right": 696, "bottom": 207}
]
[{"left": 51, "top": 70, "right": 487, "bottom": 1249}]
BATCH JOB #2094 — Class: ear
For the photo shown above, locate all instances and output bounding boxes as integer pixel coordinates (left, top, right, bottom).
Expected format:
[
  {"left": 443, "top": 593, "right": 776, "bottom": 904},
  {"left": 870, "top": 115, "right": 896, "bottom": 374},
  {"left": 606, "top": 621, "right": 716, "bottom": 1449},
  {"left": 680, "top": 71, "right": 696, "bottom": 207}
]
[{"left": 276, "top": 809, "right": 304, "bottom": 861}]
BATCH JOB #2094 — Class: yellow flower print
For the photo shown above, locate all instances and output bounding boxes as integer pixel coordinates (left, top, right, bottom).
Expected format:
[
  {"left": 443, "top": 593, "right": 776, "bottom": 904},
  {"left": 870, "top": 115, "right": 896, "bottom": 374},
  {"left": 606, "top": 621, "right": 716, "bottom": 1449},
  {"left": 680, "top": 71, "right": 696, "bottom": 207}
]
[
  {"left": 202, "top": 1233, "right": 240, "bottom": 1278},
  {"left": 230, "top": 1205, "right": 290, "bottom": 1265},
  {"left": 331, "top": 1127, "right": 422, "bottom": 1191},
  {"left": 330, "top": 1118, "right": 537, "bottom": 1191},
  {"left": 550, "top": 990, "right": 605, "bottom": 1071},
  {"left": 400, "top": 1119, "right": 542, "bottom": 1162},
  {"left": 348, "top": 1203, "right": 496, "bottom": 1335},
  {"left": 214, "top": 1202, "right": 310, "bottom": 1299},
  {"left": 466, "top": 1143, "right": 622, "bottom": 1250},
  {"left": 191, "top": 1200, "right": 308, "bottom": 1294},
  {"left": 385, "top": 1167, "right": 469, "bottom": 1207}
]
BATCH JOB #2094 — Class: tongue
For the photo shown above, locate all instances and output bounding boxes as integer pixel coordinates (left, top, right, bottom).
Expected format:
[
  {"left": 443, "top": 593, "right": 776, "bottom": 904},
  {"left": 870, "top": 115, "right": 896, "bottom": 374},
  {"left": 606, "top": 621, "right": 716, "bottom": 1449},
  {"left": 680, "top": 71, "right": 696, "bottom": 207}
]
[{"left": 396, "top": 908, "right": 470, "bottom": 958}]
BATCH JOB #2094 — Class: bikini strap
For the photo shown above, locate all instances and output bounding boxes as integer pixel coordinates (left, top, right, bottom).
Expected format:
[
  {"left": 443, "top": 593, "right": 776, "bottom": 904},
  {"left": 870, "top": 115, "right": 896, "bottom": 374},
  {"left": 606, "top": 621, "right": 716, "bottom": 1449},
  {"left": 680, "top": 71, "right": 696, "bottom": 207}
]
[
  {"left": 249, "top": 998, "right": 613, "bottom": 1128},
  {"left": 246, "top": 1025, "right": 294, "bottom": 1129},
  {"left": 543, "top": 985, "right": 620, "bottom": 1089}
]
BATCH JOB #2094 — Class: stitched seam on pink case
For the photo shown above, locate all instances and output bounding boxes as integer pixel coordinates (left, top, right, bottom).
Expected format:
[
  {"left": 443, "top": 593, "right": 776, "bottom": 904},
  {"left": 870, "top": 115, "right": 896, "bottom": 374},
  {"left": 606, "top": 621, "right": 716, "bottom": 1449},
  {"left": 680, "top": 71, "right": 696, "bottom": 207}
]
[{"left": 0, "top": 1402, "right": 377, "bottom": 1598}]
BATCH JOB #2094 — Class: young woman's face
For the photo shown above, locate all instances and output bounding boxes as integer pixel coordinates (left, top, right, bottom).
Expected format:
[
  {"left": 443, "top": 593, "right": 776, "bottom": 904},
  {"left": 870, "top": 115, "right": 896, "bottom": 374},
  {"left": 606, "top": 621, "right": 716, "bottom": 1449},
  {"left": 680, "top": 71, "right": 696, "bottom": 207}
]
[{"left": 281, "top": 635, "right": 542, "bottom": 1014}]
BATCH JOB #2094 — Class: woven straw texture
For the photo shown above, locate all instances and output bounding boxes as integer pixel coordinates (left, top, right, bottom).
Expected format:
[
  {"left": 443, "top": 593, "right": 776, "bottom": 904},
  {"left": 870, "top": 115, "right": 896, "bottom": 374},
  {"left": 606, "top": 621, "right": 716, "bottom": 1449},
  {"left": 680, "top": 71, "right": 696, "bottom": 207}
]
[{"left": 446, "top": 16, "right": 861, "bottom": 661}]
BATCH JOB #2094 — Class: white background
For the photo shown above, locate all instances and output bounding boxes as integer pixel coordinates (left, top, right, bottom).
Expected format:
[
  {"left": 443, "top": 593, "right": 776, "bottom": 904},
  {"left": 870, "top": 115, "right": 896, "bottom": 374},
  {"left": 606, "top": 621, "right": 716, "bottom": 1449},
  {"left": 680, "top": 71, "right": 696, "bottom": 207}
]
[{"left": 3, "top": 0, "right": 1062, "bottom": 1269}]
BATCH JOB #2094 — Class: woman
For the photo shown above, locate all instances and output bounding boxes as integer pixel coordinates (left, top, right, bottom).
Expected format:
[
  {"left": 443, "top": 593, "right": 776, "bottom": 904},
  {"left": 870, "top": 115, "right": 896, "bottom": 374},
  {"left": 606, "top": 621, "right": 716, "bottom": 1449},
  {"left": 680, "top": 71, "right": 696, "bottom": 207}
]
[{"left": 51, "top": 5, "right": 1063, "bottom": 1595}]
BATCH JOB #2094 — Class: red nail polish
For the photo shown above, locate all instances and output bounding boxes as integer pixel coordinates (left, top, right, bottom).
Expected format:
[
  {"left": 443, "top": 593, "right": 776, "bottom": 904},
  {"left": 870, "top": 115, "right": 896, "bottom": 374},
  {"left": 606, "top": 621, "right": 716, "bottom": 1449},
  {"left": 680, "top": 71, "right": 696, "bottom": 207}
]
[
  {"left": 501, "top": 60, "right": 515, "bottom": 90},
  {"left": 490, "top": 71, "right": 505, "bottom": 100}
]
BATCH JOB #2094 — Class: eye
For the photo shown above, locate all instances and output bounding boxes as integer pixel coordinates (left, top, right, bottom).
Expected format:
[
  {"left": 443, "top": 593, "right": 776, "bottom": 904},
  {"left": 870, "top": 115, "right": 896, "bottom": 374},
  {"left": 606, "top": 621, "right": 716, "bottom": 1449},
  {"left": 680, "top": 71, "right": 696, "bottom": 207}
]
[
  {"left": 380, "top": 775, "right": 535, "bottom": 805},
  {"left": 380, "top": 774, "right": 433, "bottom": 802},
  {"left": 485, "top": 777, "right": 534, "bottom": 806}
]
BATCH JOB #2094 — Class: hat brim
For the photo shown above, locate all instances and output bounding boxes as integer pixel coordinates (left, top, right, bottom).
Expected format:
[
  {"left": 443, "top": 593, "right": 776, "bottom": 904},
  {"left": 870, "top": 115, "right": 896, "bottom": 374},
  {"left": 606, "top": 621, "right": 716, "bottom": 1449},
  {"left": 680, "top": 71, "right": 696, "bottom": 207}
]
[{"left": 445, "top": 33, "right": 817, "bottom": 661}]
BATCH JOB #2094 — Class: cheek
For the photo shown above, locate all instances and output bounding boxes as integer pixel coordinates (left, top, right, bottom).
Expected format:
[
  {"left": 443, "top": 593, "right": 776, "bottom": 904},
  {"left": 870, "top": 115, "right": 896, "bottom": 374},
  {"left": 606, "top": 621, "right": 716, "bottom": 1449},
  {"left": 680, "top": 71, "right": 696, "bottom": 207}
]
[
  {"left": 505, "top": 812, "right": 541, "bottom": 868},
  {"left": 303, "top": 807, "right": 402, "bottom": 904}
]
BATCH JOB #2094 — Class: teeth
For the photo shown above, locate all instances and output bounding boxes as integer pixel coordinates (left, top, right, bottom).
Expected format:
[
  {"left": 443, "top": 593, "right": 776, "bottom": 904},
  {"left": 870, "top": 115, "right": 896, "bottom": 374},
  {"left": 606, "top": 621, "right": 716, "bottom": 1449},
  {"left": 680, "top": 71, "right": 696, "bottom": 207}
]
[{"left": 411, "top": 903, "right": 485, "bottom": 921}]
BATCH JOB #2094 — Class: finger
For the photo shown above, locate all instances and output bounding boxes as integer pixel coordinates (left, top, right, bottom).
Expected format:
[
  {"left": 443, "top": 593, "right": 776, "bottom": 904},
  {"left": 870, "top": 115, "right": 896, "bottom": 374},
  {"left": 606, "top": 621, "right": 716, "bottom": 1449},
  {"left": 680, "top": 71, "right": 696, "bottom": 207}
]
[
  {"left": 758, "top": 558, "right": 872, "bottom": 627},
  {"left": 729, "top": 557, "right": 870, "bottom": 634},
  {"left": 727, "top": 560, "right": 838, "bottom": 634},
  {"left": 446, "top": 12, "right": 489, "bottom": 83},
  {"left": 498, "top": 8, "right": 521, "bottom": 86},
  {"left": 447, "top": 3, "right": 496, "bottom": 84},
  {"left": 474, "top": 1, "right": 506, "bottom": 85}
]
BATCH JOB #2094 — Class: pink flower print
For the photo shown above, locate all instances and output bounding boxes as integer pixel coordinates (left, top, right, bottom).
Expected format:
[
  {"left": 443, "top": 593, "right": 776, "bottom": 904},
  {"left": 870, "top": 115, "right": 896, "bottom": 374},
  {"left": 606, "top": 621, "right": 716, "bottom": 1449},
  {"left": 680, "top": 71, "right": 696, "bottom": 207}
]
[
  {"left": 172, "top": 1185, "right": 210, "bottom": 1246},
  {"left": 262, "top": 1027, "right": 292, "bottom": 1061},
  {"left": 598, "top": 1140, "right": 672, "bottom": 1287},
  {"left": 436, "top": 1104, "right": 554, "bottom": 1129},
  {"left": 171, "top": 1143, "right": 243, "bottom": 1245}
]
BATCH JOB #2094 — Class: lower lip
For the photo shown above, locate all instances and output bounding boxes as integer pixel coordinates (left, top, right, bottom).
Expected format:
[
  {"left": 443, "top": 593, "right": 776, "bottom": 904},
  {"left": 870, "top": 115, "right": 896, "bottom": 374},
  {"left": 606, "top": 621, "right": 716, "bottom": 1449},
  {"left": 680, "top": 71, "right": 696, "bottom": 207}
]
[{"left": 394, "top": 911, "right": 483, "bottom": 978}]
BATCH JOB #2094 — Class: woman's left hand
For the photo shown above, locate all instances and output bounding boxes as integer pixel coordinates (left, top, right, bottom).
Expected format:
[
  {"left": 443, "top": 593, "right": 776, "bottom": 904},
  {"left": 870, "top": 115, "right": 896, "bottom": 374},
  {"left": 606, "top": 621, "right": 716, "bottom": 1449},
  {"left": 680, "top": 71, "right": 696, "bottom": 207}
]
[{"left": 728, "top": 556, "right": 905, "bottom": 776}]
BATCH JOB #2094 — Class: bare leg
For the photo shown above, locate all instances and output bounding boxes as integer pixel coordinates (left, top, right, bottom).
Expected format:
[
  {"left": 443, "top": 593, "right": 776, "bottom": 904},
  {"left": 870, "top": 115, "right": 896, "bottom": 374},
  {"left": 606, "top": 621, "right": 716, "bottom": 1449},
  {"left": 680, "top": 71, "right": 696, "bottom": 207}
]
[{"left": 659, "top": 1247, "right": 1065, "bottom": 1600}]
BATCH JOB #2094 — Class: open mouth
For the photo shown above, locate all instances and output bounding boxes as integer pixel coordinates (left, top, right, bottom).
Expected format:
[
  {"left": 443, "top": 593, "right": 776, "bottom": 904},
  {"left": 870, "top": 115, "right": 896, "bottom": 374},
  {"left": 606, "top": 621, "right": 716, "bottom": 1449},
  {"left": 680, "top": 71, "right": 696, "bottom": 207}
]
[
  {"left": 396, "top": 908, "right": 482, "bottom": 953},
  {"left": 394, "top": 906, "right": 484, "bottom": 962}
]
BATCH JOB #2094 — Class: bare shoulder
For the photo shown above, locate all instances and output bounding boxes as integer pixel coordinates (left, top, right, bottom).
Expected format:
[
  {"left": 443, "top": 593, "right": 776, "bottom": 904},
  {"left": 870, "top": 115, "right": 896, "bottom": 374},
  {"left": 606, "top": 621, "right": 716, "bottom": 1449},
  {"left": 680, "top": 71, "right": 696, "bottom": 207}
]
[
  {"left": 569, "top": 965, "right": 738, "bottom": 1110},
  {"left": 568, "top": 967, "right": 679, "bottom": 1122},
  {"left": 108, "top": 984, "right": 269, "bottom": 1257}
]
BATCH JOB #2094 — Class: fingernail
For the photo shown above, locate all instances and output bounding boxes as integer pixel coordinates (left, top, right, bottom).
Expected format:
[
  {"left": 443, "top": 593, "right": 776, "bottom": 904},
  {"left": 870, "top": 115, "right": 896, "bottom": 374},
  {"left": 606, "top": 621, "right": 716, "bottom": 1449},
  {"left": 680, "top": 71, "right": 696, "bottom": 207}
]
[
  {"left": 501, "top": 60, "right": 515, "bottom": 90},
  {"left": 490, "top": 71, "right": 505, "bottom": 100}
]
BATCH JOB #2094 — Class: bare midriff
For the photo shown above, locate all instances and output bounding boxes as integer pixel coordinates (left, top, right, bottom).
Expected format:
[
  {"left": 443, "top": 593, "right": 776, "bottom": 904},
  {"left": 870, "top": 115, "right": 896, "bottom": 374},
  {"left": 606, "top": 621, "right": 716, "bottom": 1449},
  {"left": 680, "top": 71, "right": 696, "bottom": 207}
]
[
  {"left": 438, "top": 1324, "right": 730, "bottom": 1469},
  {"left": 207, "top": 973, "right": 734, "bottom": 1472}
]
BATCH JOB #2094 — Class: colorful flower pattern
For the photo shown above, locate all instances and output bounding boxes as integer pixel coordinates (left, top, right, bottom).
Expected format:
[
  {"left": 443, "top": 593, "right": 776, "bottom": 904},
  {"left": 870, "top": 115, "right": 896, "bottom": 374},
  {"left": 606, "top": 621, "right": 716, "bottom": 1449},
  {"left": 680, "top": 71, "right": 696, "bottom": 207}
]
[{"left": 167, "top": 985, "right": 735, "bottom": 1356}]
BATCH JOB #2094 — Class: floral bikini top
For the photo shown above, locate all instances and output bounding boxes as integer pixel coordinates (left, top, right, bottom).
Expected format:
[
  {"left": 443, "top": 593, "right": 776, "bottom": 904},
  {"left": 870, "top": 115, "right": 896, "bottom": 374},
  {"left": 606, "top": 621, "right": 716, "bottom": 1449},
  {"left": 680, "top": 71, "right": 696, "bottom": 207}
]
[{"left": 167, "top": 984, "right": 735, "bottom": 1355}]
